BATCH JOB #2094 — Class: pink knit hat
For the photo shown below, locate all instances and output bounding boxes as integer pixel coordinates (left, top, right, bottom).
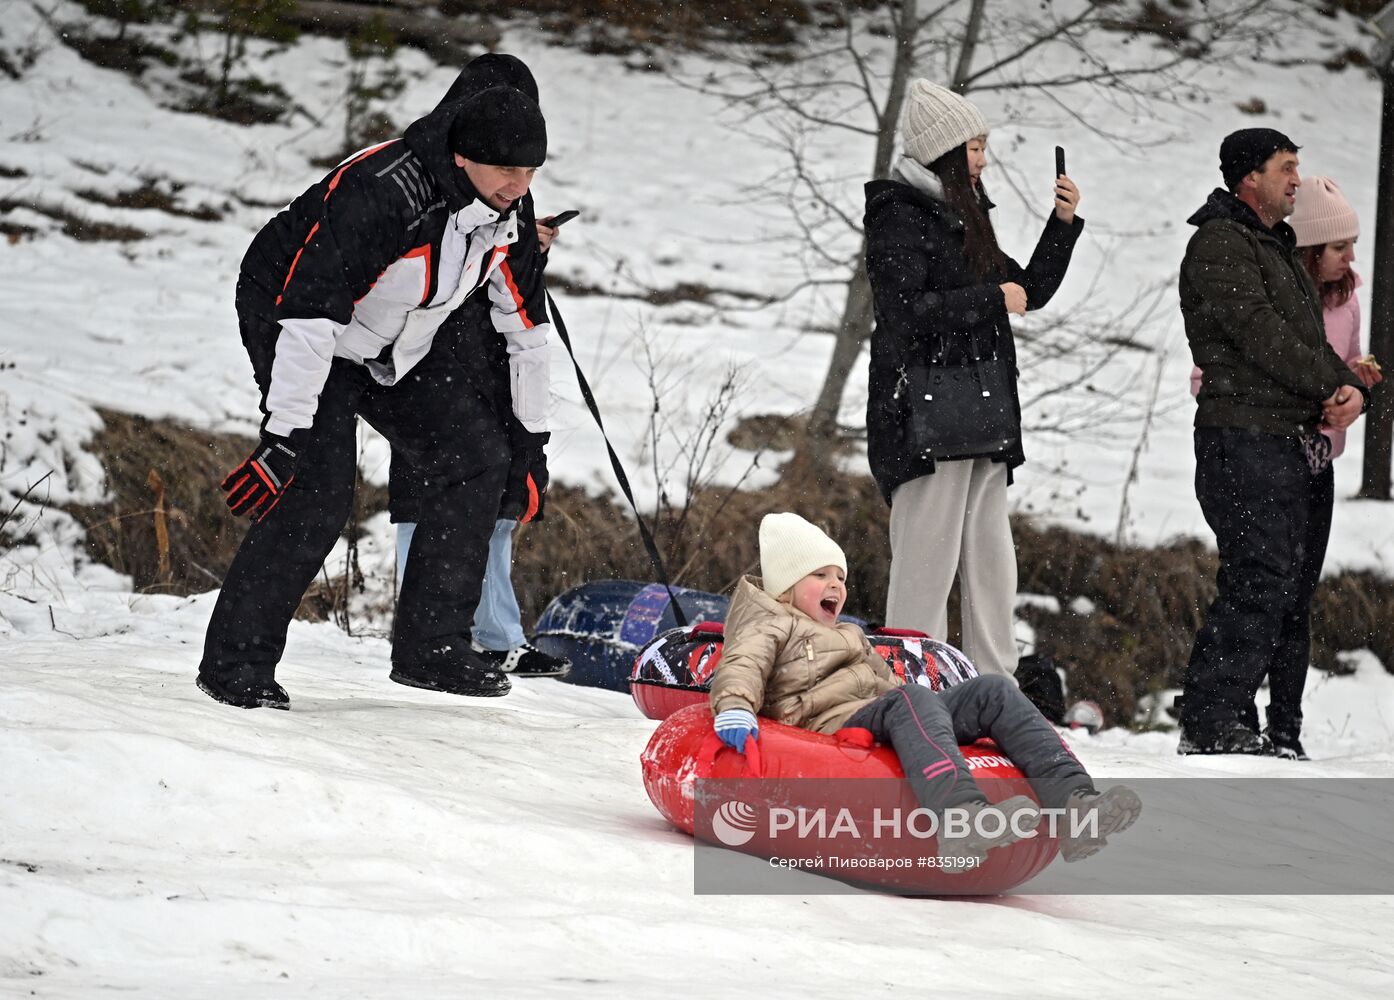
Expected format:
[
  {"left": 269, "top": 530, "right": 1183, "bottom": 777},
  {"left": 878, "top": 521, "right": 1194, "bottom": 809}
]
[{"left": 1289, "top": 176, "right": 1359, "bottom": 248}]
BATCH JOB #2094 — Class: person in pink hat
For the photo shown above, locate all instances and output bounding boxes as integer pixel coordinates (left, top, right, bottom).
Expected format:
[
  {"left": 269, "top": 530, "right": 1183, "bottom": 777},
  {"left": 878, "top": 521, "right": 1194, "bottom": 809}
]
[
  {"left": 1290, "top": 177, "right": 1383, "bottom": 399},
  {"left": 1188, "top": 174, "right": 1382, "bottom": 760}
]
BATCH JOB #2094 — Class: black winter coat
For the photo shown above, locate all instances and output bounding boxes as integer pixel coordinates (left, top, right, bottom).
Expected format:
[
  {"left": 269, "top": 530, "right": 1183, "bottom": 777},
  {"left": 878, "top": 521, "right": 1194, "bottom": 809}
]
[
  {"left": 863, "top": 177, "right": 1082, "bottom": 504},
  {"left": 1180, "top": 189, "right": 1364, "bottom": 436},
  {"left": 237, "top": 96, "right": 548, "bottom": 439}
]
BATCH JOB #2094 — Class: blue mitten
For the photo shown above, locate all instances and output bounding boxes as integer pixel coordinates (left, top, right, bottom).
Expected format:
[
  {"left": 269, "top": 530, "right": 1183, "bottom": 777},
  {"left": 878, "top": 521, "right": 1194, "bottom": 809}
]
[{"left": 714, "top": 708, "right": 759, "bottom": 753}]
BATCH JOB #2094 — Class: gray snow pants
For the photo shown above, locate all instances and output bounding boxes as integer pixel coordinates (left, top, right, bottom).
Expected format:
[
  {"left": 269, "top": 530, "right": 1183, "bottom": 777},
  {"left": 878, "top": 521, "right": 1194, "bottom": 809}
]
[
  {"left": 885, "top": 460, "right": 1019, "bottom": 678},
  {"left": 843, "top": 676, "right": 1092, "bottom": 811}
]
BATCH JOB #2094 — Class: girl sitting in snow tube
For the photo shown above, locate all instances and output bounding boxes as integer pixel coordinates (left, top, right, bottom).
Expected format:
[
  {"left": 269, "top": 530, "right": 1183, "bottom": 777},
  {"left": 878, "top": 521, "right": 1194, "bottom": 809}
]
[
  {"left": 643, "top": 513, "right": 1140, "bottom": 892},
  {"left": 629, "top": 619, "right": 979, "bottom": 721},
  {"left": 642, "top": 704, "right": 1057, "bottom": 894}
]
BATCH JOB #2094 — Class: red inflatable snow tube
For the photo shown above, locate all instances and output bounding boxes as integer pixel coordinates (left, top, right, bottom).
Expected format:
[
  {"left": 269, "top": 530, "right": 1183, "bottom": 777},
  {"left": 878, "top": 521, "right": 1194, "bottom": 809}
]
[{"left": 641, "top": 704, "right": 1059, "bottom": 895}]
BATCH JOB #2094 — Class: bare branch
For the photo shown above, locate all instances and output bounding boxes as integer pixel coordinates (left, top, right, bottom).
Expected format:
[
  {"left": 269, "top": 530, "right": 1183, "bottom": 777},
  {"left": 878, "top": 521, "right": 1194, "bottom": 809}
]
[
  {"left": 959, "top": 5, "right": 1098, "bottom": 91},
  {"left": 843, "top": 17, "right": 882, "bottom": 123},
  {"left": 950, "top": 0, "right": 987, "bottom": 90},
  {"left": 0, "top": 471, "right": 54, "bottom": 537},
  {"left": 917, "top": 0, "right": 961, "bottom": 33}
]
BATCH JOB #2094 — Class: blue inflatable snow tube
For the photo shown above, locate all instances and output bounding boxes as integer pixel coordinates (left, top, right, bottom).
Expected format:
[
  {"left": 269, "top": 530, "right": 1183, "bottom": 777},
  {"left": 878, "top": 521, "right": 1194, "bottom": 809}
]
[{"left": 532, "top": 580, "right": 730, "bottom": 691}]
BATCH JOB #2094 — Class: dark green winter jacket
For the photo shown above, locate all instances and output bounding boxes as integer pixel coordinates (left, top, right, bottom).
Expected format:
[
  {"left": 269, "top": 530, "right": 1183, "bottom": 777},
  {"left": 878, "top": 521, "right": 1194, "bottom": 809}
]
[{"left": 1180, "top": 189, "right": 1364, "bottom": 436}]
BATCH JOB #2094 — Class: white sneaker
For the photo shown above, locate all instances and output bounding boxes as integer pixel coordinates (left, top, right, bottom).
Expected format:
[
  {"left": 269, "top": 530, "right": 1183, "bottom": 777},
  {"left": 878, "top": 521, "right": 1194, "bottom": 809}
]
[{"left": 473, "top": 640, "right": 570, "bottom": 677}]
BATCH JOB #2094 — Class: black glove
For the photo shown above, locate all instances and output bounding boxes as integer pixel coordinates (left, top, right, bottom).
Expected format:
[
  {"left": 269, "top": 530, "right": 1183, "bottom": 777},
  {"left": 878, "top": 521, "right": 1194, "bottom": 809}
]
[
  {"left": 500, "top": 431, "right": 549, "bottom": 523},
  {"left": 221, "top": 431, "right": 303, "bottom": 522}
]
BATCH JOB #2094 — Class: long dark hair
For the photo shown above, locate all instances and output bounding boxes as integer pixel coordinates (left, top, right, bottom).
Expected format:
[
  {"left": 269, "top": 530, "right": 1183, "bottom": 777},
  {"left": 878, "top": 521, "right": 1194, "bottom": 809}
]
[
  {"left": 928, "top": 143, "right": 1009, "bottom": 280},
  {"left": 1300, "top": 245, "right": 1356, "bottom": 309}
]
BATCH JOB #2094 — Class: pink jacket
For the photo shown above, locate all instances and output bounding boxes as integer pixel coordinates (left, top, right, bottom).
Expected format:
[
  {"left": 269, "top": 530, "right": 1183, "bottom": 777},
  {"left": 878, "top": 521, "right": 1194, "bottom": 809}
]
[{"left": 1190, "top": 274, "right": 1364, "bottom": 458}]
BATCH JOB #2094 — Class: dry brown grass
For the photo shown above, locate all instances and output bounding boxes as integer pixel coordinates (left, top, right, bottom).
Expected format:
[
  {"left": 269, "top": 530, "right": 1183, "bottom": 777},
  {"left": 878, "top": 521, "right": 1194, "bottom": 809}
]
[
  {"left": 26, "top": 410, "right": 1393, "bottom": 727},
  {"left": 62, "top": 409, "right": 387, "bottom": 621}
]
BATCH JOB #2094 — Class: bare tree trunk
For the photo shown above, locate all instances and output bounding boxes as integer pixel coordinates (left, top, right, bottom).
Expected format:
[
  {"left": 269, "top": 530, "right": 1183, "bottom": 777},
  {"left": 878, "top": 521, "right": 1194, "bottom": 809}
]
[
  {"left": 803, "top": 252, "right": 875, "bottom": 451},
  {"left": 951, "top": 0, "right": 987, "bottom": 90},
  {"left": 217, "top": 28, "right": 235, "bottom": 109},
  {"left": 794, "top": 0, "right": 917, "bottom": 470},
  {"left": 1358, "top": 66, "right": 1394, "bottom": 499}
]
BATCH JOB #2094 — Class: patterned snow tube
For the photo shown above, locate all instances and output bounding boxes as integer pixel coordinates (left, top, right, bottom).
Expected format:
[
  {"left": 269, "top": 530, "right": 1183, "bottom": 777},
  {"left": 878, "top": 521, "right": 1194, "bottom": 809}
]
[
  {"left": 629, "top": 624, "right": 979, "bottom": 721},
  {"left": 640, "top": 704, "right": 1057, "bottom": 895},
  {"left": 531, "top": 580, "right": 729, "bottom": 692}
]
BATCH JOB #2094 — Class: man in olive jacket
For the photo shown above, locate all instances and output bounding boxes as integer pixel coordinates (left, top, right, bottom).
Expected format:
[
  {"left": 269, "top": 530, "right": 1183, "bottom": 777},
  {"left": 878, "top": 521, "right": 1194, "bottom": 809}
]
[{"left": 1177, "top": 128, "right": 1367, "bottom": 756}]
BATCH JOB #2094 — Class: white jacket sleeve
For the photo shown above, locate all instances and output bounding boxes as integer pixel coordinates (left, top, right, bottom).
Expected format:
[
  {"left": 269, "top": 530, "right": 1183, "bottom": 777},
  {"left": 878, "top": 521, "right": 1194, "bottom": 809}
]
[
  {"left": 264, "top": 316, "right": 343, "bottom": 436},
  {"left": 488, "top": 255, "right": 552, "bottom": 434}
]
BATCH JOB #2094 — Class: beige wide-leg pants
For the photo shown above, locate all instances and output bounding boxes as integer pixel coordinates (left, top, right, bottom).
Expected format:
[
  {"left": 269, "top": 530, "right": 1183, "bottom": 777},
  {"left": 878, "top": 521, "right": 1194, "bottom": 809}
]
[{"left": 885, "top": 458, "right": 1018, "bottom": 678}]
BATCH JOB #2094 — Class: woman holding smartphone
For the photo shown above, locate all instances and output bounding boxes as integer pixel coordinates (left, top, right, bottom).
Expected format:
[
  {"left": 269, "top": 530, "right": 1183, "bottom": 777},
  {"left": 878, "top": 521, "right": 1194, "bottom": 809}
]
[{"left": 863, "top": 80, "right": 1083, "bottom": 679}]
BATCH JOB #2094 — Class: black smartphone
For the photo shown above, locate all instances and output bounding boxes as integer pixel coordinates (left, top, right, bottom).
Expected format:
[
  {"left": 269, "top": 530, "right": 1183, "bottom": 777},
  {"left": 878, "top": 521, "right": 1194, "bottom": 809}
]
[
  {"left": 543, "top": 209, "right": 580, "bottom": 228},
  {"left": 1054, "top": 146, "right": 1066, "bottom": 178}
]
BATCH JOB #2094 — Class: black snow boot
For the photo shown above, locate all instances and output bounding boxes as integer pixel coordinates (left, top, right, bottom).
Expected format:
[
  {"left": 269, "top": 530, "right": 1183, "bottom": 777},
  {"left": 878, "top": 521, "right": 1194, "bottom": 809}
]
[
  {"left": 1177, "top": 719, "right": 1272, "bottom": 756},
  {"left": 1263, "top": 713, "right": 1309, "bottom": 761},
  {"left": 390, "top": 643, "right": 511, "bottom": 698},
  {"left": 196, "top": 665, "right": 290, "bottom": 710}
]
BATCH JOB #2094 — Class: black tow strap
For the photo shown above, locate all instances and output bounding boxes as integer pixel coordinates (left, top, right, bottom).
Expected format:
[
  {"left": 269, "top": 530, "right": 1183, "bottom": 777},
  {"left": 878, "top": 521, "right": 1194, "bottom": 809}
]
[{"left": 545, "top": 291, "right": 689, "bottom": 627}]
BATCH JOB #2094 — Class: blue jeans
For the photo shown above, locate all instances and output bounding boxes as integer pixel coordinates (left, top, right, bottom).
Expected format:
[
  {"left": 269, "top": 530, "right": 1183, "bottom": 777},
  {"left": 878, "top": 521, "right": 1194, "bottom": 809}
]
[{"left": 397, "top": 518, "right": 525, "bottom": 652}]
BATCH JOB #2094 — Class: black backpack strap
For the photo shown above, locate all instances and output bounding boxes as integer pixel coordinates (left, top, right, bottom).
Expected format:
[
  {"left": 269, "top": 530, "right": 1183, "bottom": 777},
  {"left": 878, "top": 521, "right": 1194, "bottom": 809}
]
[{"left": 545, "top": 291, "right": 688, "bottom": 626}]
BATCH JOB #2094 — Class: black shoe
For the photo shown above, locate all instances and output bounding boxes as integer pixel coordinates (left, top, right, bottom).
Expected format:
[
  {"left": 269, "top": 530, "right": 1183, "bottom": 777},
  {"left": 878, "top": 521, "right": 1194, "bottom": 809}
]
[
  {"left": 1177, "top": 719, "right": 1272, "bottom": 756},
  {"left": 196, "top": 668, "right": 290, "bottom": 710},
  {"left": 1264, "top": 727, "right": 1309, "bottom": 761},
  {"left": 474, "top": 641, "right": 570, "bottom": 677},
  {"left": 390, "top": 645, "right": 511, "bottom": 698}
]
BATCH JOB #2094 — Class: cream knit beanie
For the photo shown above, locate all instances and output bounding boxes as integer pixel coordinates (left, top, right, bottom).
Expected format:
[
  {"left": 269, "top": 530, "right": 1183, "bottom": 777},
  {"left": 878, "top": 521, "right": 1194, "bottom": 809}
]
[
  {"left": 758, "top": 512, "right": 847, "bottom": 598},
  {"left": 1289, "top": 176, "right": 1359, "bottom": 248},
  {"left": 901, "top": 79, "right": 989, "bottom": 167}
]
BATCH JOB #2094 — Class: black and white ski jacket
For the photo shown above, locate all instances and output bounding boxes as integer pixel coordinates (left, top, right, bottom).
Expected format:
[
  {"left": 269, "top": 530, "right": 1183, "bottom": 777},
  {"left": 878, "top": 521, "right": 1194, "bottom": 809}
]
[{"left": 239, "top": 99, "right": 550, "bottom": 439}]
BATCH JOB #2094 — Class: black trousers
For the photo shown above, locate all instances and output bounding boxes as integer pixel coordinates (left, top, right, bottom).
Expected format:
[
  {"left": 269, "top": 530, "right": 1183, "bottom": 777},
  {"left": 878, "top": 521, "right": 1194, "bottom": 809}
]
[
  {"left": 385, "top": 297, "right": 511, "bottom": 525},
  {"left": 201, "top": 297, "right": 508, "bottom": 681},
  {"left": 1181, "top": 427, "right": 1333, "bottom": 735}
]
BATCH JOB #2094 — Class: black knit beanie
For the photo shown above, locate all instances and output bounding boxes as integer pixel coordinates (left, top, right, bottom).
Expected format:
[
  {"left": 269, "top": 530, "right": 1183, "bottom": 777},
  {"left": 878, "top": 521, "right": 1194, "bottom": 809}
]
[
  {"left": 449, "top": 86, "right": 547, "bottom": 167},
  {"left": 437, "top": 53, "right": 539, "bottom": 110},
  {"left": 1219, "top": 128, "right": 1300, "bottom": 192},
  {"left": 462, "top": 53, "right": 538, "bottom": 103}
]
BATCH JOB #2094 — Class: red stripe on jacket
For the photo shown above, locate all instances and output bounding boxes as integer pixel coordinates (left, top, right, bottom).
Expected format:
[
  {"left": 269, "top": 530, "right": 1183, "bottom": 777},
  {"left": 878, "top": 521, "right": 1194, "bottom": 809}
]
[
  {"left": 325, "top": 139, "right": 398, "bottom": 199},
  {"left": 402, "top": 244, "right": 433, "bottom": 305},
  {"left": 498, "top": 257, "right": 534, "bottom": 329},
  {"left": 276, "top": 222, "right": 319, "bottom": 306},
  {"left": 275, "top": 140, "right": 399, "bottom": 306}
]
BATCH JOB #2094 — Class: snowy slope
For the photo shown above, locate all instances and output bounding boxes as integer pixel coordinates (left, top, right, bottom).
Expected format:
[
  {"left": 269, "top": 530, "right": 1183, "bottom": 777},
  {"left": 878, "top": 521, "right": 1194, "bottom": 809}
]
[
  {"left": 4, "top": 1, "right": 1394, "bottom": 994},
  {"left": 4, "top": 583, "right": 1394, "bottom": 997}
]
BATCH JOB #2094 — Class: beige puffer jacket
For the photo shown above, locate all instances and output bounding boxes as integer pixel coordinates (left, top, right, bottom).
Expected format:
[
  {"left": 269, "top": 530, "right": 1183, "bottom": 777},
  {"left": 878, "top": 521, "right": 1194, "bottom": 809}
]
[{"left": 709, "top": 577, "right": 903, "bottom": 735}]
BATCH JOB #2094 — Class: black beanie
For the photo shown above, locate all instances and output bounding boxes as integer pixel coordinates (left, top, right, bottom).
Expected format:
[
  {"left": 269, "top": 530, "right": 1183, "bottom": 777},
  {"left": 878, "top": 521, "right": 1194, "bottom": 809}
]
[
  {"left": 437, "top": 53, "right": 538, "bottom": 110},
  {"left": 462, "top": 53, "right": 538, "bottom": 103},
  {"left": 1219, "top": 128, "right": 1300, "bottom": 192},
  {"left": 449, "top": 86, "right": 547, "bottom": 168}
]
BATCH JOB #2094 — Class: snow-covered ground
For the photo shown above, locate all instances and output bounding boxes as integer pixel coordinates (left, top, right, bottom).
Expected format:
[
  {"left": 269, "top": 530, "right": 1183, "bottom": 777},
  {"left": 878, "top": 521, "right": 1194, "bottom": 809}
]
[
  {"left": 4, "top": 1, "right": 1394, "bottom": 993},
  {"left": 4, "top": 580, "right": 1394, "bottom": 996}
]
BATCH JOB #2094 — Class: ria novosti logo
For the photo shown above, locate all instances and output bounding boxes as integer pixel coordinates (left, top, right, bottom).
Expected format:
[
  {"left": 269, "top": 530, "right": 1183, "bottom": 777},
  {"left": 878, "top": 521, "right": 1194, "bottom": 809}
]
[
  {"left": 710, "top": 800, "right": 759, "bottom": 846},
  {"left": 707, "top": 799, "right": 1099, "bottom": 844}
]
